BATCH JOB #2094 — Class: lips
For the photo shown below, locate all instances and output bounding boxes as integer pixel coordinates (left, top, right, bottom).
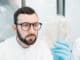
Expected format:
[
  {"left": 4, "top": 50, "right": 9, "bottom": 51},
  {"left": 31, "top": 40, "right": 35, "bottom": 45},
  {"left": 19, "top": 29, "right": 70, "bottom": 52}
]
[
  {"left": 27, "top": 34, "right": 36, "bottom": 37},
  {"left": 26, "top": 35, "right": 35, "bottom": 40}
]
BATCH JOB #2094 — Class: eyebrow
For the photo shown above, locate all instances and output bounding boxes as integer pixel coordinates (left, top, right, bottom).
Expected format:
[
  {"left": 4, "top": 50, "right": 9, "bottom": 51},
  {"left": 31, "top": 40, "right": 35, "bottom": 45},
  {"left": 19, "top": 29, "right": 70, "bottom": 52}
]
[{"left": 17, "top": 22, "right": 39, "bottom": 24}]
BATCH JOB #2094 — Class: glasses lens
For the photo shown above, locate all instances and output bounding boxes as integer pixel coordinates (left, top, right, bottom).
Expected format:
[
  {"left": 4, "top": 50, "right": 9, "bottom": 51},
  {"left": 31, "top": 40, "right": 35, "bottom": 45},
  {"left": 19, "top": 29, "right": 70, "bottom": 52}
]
[
  {"left": 17, "top": 22, "right": 42, "bottom": 31},
  {"left": 21, "top": 23, "right": 30, "bottom": 31}
]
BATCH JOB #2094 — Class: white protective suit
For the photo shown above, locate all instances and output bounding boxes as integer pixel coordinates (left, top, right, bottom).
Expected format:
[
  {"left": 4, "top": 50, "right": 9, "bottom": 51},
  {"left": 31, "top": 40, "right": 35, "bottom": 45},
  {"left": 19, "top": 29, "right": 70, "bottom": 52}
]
[
  {"left": 72, "top": 38, "right": 80, "bottom": 60},
  {"left": 0, "top": 36, "right": 53, "bottom": 60}
]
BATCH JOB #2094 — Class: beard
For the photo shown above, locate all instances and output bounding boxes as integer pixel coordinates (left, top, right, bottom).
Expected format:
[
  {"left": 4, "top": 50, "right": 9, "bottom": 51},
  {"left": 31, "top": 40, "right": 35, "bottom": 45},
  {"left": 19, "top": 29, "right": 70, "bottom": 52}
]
[{"left": 16, "top": 29, "right": 37, "bottom": 46}]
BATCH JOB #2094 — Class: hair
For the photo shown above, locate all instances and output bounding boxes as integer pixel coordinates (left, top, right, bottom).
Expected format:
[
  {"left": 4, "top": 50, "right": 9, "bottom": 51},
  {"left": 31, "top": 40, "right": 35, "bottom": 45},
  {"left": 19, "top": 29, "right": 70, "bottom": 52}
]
[{"left": 14, "top": 7, "right": 37, "bottom": 24}]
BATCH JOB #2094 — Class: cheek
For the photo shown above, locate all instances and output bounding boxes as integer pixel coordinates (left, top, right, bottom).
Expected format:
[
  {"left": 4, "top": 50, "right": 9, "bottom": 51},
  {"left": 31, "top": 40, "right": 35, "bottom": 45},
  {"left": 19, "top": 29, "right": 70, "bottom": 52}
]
[
  {"left": 21, "top": 31, "right": 28, "bottom": 38},
  {"left": 34, "top": 30, "right": 38, "bottom": 35},
  {"left": 17, "top": 26, "right": 38, "bottom": 38},
  {"left": 36, "top": 32, "right": 38, "bottom": 37},
  {"left": 17, "top": 27, "right": 28, "bottom": 38}
]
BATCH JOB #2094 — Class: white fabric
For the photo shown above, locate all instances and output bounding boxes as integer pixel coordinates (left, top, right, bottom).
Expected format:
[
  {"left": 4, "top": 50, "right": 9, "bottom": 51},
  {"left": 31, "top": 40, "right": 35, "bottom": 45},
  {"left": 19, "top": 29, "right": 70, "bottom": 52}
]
[
  {"left": 72, "top": 38, "right": 80, "bottom": 60},
  {"left": 0, "top": 36, "right": 53, "bottom": 60}
]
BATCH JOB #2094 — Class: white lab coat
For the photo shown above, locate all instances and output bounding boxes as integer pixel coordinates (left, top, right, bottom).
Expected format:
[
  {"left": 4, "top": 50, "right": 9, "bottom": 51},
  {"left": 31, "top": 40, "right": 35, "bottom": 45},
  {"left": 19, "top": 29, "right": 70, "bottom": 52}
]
[
  {"left": 0, "top": 36, "right": 53, "bottom": 60},
  {"left": 72, "top": 38, "right": 80, "bottom": 60}
]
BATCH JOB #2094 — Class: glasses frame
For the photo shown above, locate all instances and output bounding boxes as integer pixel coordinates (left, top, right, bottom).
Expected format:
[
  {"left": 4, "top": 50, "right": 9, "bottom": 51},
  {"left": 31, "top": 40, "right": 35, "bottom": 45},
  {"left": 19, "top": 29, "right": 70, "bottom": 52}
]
[{"left": 16, "top": 22, "right": 42, "bottom": 31}]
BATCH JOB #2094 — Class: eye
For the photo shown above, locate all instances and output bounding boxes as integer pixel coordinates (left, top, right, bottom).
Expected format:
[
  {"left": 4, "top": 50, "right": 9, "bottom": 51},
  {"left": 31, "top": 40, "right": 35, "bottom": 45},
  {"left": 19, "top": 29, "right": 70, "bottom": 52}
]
[
  {"left": 33, "top": 23, "right": 39, "bottom": 27},
  {"left": 22, "top": 23, "right": 29, "bottom": 27}
]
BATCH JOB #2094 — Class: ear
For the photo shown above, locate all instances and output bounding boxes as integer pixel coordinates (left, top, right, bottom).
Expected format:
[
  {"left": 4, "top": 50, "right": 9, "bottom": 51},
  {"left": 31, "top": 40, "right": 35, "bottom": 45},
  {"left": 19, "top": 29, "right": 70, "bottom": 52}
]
[{"left": 12, "top": 24, "right": 17, "bottom": 32}]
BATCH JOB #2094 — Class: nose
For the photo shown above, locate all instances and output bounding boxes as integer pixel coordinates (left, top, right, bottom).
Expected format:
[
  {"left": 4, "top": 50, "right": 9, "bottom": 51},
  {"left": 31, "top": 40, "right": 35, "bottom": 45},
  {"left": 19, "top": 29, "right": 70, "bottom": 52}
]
[{"left": 28, "top": 25, "right": 35, "bottom": 33}]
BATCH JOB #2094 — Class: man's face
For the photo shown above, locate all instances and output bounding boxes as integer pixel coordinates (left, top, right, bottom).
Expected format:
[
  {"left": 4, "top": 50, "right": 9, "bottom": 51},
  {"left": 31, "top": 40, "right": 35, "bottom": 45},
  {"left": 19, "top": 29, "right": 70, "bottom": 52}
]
[{"left": 16, "top": 14, "right": 39, "bottom": 46}]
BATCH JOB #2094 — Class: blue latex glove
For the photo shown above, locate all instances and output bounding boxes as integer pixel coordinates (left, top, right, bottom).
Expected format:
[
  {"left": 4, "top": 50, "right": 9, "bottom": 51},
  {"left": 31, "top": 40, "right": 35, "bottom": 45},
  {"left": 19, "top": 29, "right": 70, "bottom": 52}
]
[{"left": 51, "top": 40, "right": 71, "bottom": 60}]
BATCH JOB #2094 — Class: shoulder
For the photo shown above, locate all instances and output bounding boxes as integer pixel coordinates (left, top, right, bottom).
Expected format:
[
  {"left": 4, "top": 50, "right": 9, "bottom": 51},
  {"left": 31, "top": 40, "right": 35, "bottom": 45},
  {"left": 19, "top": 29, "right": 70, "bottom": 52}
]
[
  {"left": 0, "top": 40, "right": 7, "bottom": 58},
  {"left": 0, "top": 36, "right": 16, "bottom": 59},
  {"left": 0, "top": 36, "right": 16, "bottom": 50}
]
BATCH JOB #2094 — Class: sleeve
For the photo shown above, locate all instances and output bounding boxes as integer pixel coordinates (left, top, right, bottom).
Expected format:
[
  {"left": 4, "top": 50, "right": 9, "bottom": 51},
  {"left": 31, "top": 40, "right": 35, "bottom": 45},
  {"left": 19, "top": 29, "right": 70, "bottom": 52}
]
[
  {"left": 72, "top": 38, "right": 80, "bottom": 60},
  {"left": 42, "top": 47, "right": 53, "bottom": 60},
  {"left": 40, "top": 40, "right": 53, "bottom": 60},
  {"left": 0, "top": 42, "right": 6, "bottom": 60},
  {"left": 0, "top": 51, "right": 5, "bottom": 60}
]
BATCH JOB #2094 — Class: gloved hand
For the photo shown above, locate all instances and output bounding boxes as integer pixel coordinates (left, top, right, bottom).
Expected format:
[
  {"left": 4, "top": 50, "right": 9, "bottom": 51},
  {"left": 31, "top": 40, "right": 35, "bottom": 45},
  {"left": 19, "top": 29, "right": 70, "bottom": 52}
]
[{"left": 51, "top": 40, "right": 71, "bottom": 60}]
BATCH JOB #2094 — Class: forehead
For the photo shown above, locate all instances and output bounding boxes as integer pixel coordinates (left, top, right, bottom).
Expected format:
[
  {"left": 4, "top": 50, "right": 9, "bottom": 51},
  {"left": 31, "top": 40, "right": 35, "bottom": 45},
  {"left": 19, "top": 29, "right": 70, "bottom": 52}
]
[{"left": 17, "top": 14, "right": 38, "bottom": 23}]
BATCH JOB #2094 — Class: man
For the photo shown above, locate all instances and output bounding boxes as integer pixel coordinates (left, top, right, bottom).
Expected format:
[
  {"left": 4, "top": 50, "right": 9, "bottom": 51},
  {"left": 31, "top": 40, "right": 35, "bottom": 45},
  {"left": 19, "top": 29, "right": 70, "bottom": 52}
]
[{"left": 0, "top": 7, "right": 53, "bottom": 60}]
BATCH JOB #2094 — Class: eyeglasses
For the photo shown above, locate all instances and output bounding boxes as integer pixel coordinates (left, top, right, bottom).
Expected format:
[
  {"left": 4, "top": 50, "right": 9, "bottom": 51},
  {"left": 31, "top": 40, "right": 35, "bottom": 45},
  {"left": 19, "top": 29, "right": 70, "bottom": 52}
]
[{"left": 16, "top": 22, "right": 42, "bottom": 31}]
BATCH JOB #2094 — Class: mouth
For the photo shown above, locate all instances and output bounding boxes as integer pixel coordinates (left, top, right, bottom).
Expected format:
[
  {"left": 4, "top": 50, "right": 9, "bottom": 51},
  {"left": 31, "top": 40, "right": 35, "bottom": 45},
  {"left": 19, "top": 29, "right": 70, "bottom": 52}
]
[
  {"left": 24, "top": 35, "right": 36, "bottom": 45},
  {"left": 25, "top": 34, "right": 36, "bottom": 41},
  {"left": 27, "top": 35, "right": 35, "bottom": 40}
]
